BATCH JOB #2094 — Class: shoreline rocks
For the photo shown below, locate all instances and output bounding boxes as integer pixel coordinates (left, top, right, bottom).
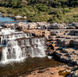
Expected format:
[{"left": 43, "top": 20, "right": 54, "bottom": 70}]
[{"left": 14, "top": 16, "right": 27, "bottom": 20}]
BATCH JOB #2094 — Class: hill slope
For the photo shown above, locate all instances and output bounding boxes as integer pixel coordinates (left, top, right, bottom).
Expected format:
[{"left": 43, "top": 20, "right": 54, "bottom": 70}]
[{"left": 0, "top": 0, "right": 78, "bottom": 23}]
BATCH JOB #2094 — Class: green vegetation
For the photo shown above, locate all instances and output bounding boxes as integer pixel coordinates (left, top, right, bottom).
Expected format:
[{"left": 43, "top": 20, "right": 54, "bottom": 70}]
[{"left": 0, "top": 0, "right": 78, "bottom": 23}]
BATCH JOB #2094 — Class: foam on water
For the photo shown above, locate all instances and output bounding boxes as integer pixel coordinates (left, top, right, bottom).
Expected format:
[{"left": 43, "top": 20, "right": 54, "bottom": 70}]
[
  {"left": 0, "top": 38, "right": 46, "bottom": 64},
  {"left": 0, "top": 28, "right": 46, "bottom": 64},
  {"left": 1, "top": 41, "right": 27, "bottom": 64}
]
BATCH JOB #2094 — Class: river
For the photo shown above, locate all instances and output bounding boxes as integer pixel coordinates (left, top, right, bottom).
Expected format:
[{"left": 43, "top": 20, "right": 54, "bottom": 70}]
[
  {"left": 0, "top": 57, "right": 65, "bottom": 76},
  {"left": 0, "top": 16, "right": 14, "bottom": 22}
]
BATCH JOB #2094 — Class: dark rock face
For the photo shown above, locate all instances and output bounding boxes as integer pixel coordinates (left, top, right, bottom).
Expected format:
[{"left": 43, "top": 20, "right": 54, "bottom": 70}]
[
  {"left": 49, "top": 23, "right": 67, "bottom": 29},
  {"left": 0, "top": 52, "right": 2, "bottom": 61},
  {"left": 53, "top": 48, "right": 78, "bottom": 65},
  {"left": 0, "top": 47, "right": 2, "bottom": 60},
  {"left": 69, "top": 30, "right": 78, "bottom": 36}
]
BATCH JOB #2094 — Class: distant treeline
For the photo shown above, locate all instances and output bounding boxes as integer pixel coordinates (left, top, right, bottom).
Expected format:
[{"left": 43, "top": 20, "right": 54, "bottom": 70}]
[{"left": 0, "top": 0, "right": 78, "bottom": 8}]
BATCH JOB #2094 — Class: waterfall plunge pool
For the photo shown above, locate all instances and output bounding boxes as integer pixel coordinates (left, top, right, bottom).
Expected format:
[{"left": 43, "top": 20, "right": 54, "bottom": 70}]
[{"left": 0, "top": 57, "right": 65, "bottom": 76}]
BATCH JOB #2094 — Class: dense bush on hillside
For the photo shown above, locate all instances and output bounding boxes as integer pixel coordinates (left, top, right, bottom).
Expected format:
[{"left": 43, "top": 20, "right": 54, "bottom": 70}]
[
  {"left": 0, "top": 0, "right": 78, "bottom": 8},
  {"left": 0, "top": 0, "right": 78, "bottom": 23}
]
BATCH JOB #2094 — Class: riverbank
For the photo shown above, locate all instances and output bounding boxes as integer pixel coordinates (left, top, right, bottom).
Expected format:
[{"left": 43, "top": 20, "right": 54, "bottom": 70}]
[{"left": 26, "top": 65, "right": 71, "bottom": 77}]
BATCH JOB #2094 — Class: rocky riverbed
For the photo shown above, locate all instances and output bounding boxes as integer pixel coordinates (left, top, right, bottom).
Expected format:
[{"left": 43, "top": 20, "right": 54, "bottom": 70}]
[{"left": 1, "top": 21, "right": 78, "bottom": 77}]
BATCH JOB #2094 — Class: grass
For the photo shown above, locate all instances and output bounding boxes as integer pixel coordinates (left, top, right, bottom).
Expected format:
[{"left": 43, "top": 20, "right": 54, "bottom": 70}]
[{"left": 64, "top": 8, "right": 78, "bottom": 23}]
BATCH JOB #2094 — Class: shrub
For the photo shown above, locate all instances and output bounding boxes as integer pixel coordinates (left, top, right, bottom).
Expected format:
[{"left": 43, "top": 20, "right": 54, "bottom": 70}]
[{"left": 36, "top": 4, "right": 48, "bottom": 12}]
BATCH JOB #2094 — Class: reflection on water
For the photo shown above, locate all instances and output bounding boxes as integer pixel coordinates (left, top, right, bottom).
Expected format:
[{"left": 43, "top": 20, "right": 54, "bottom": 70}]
[{"left": 0, "top": 57, "right": 65, "bottom": 76}]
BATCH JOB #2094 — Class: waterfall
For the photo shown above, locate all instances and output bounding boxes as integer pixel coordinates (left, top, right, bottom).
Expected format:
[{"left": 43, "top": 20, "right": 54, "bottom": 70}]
[
  {"left": 1, "top": 41, "right": 27, "bottom": 64},
  {"left": 0, "top": 37, "right": 46, "bottom": 64},
  {"left": 26, "top": 38, "right": 46, "bottom": 58}
]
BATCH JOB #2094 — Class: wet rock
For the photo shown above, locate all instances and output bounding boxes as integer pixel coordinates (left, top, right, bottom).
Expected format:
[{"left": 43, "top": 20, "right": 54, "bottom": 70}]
[
  {"left": 67, "top": 26, "right": 76, "bottom": 29},
  {"left": 49, "top": 23, "right": 67, "bottom": 29},
  {"left": 71, "top": 22, "right": 78, "bottom": 29},
  {"left": 55, "top": 48, "right": 78, "bottom": 65}
]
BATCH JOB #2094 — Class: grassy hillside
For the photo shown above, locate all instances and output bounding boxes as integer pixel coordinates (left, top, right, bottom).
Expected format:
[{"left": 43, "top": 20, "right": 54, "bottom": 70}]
[{"left": 0, "top": 0, "right": 78, "bottom": 23}]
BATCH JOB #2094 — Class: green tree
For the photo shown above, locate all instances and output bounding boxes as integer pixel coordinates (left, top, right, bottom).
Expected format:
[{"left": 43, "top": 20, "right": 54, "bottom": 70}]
[
  {"left": 11, "top": 0, "right": 22, "bottom": 8},
  {"left": 36, "top": 4, "right": 48, "bottom": 12}
]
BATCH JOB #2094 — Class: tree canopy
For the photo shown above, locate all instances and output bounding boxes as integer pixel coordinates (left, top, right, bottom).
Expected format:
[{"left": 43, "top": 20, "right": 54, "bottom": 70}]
[{"left": 0, "top": 0, "right": 78, "bottom": 8}]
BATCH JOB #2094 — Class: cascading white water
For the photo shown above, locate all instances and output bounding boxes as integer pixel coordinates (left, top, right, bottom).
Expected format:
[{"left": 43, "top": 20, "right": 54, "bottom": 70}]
[
  {"left": 29, "top": 38, "right": 46, "bottom": 57},
  {"left": 1, "top": 41, "right": 27, "bottom": 64},
  {"left": 0, "top": 37, "right": 46, "bottom": 64},
  {"left": 0, "top": 28, "right": 47, "bottom": 64}
]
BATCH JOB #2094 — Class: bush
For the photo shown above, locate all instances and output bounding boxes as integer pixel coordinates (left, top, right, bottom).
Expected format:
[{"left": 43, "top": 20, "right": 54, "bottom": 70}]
[
  {"left": 28, "top": 12, "right": 50, "bottom": 22},
  {"left": 36, "top": 4, "right": 48, "bottom": 12},
  {"left": 63, "top": 8, "right": 71, "bottom": 13}
]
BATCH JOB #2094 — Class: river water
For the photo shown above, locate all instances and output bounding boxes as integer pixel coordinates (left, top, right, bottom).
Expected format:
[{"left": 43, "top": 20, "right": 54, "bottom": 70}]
[
  {"left": 0, "top": 16, "right": 14, "bottom": 22},
  {"left": 0, "top": 57, "right": 65, "bottom": 76},
  {"left": 0, "top": 16, "right": 28, "bottom": 23}
]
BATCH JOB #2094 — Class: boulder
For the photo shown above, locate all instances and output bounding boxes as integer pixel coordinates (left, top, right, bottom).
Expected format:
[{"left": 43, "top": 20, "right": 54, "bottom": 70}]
[{"left": 14, "top": 16, "right": 22, "bottom": 19}]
